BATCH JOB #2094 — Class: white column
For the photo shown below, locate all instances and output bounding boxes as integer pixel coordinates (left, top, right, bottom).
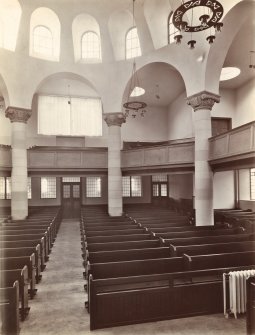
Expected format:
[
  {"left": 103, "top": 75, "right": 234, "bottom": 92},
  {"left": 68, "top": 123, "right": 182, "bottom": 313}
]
[
  {"left": 187, "top": 91, "right": 220, "bottom": 226},
  {"left": 104, "top": 113, "right": 126, "bottom": 216},
  {"left": 5, "top": 107, "right": 32, "bottom": 220}
]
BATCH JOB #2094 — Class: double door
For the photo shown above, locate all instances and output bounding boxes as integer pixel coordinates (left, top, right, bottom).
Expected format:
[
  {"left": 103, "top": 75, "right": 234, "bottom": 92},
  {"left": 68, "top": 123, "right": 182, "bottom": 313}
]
[{"left": 62, "top": 182, "right": 81, "bottom": 218}]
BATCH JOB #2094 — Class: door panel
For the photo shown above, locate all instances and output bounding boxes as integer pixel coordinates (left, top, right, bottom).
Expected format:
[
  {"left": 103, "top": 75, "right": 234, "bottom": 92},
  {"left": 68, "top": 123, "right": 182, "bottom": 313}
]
[{"left": 62, "top": 182, "right": 81, "bottom": 218}]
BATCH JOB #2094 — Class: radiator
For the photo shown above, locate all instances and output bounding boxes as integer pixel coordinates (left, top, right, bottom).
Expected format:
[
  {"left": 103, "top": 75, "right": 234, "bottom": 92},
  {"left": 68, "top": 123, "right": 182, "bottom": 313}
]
[{"left": 223, "top": 270, "right": 255, "bottom": 318}]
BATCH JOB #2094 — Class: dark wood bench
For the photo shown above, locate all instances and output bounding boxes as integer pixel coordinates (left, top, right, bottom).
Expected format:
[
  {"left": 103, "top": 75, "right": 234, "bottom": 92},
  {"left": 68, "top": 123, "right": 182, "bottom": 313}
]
[
  {"left": 0, "top": 234, "right": 49, "bottom": 261},
  {"left": 0, "top": 239, "right": 46, "bottom": 271},
  {"left": 0, "top": 246, "right": 42, "bottom": 283},
  {"left": 163, "top": 233, "right": 254, "bottom": 246},
  {"left": 85, "top": 233, "right": 154, "bottom": 245},
  {"left": 170, "top": 241, "right": 255, "bottom": 256},
  {"left": 0, "top": 266, "right": 30, "bottom": 320},
  {"left": 0, "top": 228, "right": 52, "bottom": 254},
  {"left": 0, "top": 255, "right": 37, "bottom": 298},
  {"left": 0, "top": 280, "right": 20, "bottom": 335},
  {"left": 89, "top": 265, "right": 254, "bottom": 330},
  {"left": 84, "top": 228, "right": 146, "bottom": 238},
  {"left": 81, "top": 224, "right": 139, "bottom": 232},
  {"left": 153, "top": 227, "right": 243, "bottom": 239},
  {"left": 85, "top": 239, "right": 161, "bottom": 253}
]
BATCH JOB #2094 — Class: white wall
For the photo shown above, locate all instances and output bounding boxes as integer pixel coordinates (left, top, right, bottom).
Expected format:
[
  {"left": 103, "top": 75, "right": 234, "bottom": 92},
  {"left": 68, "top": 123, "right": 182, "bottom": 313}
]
[
  {"left": 234, "top": 78, "right": 255, "bottom": 127},
  {"left": 212, "top": 88, "right": 236, "bottom": 119},
  {"left": 168, "top": 92, "right": 194, "bottom": 140},
  {"left": 213, "top": 171, "right": 235, "bottom": 209},
  {"left": 122, "top": 105, "right": 168, "bottom": 142}
]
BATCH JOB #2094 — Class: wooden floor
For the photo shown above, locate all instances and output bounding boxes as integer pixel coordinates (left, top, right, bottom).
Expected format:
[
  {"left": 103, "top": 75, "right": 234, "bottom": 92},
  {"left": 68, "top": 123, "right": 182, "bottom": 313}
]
[{"left": 19, "top": 219, "right": 246, "bottom": 335}]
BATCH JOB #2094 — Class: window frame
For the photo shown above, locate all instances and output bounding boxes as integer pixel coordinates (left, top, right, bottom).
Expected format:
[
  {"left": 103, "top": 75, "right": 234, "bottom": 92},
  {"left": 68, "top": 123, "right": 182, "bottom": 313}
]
[
  {"left": 40, "top": 177, "right": 57, "bottom": 199},
  {"left": 122, "top": 176, "right": 142, "bottom": 198},
  {"left": 125, "top": 26, "right": 141, "bottom": 60},
  {"left": 81, "top": 30, "right": 101, "bottom": 60},
  {"left": 33, "top": 25, "right": 53, "bottom": 57},
  {"left": 86, "top": 176, "right": 102, "bottom": 198}
]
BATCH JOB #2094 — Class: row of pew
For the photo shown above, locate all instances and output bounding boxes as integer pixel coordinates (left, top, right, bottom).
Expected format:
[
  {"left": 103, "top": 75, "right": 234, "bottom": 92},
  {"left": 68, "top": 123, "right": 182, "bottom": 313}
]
[
  {"left": 81, "top": 204, "right": 255, "bottom": 330},
  {"left": 0, "top": 207, "right": 62, "bottom": 335}
]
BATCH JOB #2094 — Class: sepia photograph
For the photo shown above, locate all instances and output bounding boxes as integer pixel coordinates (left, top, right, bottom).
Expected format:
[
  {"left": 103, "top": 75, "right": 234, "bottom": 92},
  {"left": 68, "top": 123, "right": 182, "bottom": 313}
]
[{"left": 0, "top": 0, "right": 255, "bottom": 334}]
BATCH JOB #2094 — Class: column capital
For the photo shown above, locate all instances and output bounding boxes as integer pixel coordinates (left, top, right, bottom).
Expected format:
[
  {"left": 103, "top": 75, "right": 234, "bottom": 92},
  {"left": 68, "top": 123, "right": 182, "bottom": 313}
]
[
  {"left": 104, "top": 113, "right": 126, "bottom": 127},
  {"left": 186, "top": 91, "right": 220, "bottom": 111},
  {"left": 5, "top": 106, "right": 32, "bottom": 123}
]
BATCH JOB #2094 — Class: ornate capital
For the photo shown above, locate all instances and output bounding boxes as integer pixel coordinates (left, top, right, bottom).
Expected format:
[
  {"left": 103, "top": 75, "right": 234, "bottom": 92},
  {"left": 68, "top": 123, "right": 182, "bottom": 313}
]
[
  {"left": 187, "top": 91, "right": 220, "bottom": 111},
  {"left": 5, "top": 106, "right": 32, "bottom": 123},
  {"left": 104, "top": 113, "right": 126, "bottom": 127}
]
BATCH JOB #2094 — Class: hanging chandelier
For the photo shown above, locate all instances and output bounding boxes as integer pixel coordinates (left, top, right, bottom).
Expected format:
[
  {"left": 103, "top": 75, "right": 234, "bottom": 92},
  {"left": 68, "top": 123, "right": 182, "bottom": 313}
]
[
  {"left": 123, "top": 0, "right": 147, "bottom": 119},
  {"left": 172, "top": 0, "right": 224, "bottom": 49}
]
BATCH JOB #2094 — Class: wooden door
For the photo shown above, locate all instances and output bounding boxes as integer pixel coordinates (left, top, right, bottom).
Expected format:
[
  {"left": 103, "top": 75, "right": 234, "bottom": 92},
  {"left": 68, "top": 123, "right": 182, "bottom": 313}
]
[
  {"left": 152, "top": 182, "right": 169, "bottom": 207},
  {"left": 62, "top": 182, "right": 81, "bottom": 218}
]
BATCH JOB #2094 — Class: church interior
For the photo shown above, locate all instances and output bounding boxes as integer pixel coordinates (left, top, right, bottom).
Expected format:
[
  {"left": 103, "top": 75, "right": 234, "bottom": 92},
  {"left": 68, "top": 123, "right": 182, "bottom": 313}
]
[{"left": 0, "top": 0, "right": 255, "bottom": 334}]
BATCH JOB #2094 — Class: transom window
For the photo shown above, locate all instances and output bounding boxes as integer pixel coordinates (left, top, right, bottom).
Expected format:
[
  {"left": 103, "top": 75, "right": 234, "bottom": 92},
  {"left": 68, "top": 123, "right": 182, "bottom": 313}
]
[
  {"left": 152, "top": 174, "right": 168, "bottom": 182},
  {"left": 126, "top": 27, "right": 141, "bottom": 59},
  {"left": 167, "top": 12, "right": 176, "bottom": 44},
  {"left": 62, "top": 177, "right": 81, "bottom": 183},
  {"left": 41, "top": 177, "right": 57, "bottom": 199},
  {"left": 86, "top": 177, "right": 101, "bottom": 198},
  {"left": 251, "top": 168, "right": 255, "bottom": 200},
  {"left": 122, "top": 176, "right": 142, "bottom": 197},
  {"left": 33, "top": 25, "right": 53, "bottom": 56},
  {"left": 81, "top": 31, "right": 101, "bottom": 60}
]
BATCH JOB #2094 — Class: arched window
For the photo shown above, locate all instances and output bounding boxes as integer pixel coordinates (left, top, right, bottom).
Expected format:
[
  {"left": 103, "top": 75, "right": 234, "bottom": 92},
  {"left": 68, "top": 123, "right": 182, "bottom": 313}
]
[
  {"left": 81, "top": 31, "right": 101, "bottom": 60},
  {"left": 33, "top": 25, "right": 53, "bottom": 56},
  {"left": 167, "top": 12, "right": 175, "bottom": 44},
  {"left": 126, "top": 27, "right": 141, "bottom": 59}
]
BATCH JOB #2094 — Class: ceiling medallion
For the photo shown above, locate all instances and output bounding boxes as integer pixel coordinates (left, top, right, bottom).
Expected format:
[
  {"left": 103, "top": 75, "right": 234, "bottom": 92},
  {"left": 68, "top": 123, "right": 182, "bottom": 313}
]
[{"left": 172, "top": 0, "right": 224, "bottom": 49}]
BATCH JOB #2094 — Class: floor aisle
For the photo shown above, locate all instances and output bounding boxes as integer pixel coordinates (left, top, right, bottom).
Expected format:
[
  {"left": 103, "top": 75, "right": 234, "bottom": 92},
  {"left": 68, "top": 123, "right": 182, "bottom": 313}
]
[{"left": 20, "top": 219, "right": 246, "bottom": 335}]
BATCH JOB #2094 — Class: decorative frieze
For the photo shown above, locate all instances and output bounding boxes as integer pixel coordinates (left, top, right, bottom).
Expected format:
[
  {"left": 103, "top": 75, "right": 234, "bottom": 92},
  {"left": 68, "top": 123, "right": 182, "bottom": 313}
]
[
  {"left": 187, "top": 91, "right": 220, "bottom": 111},
  {"left": 104, "top": 113, "right": 126, "bottom": 127},
  {"left": 5, "top": 106, "right": 32, "bottom": 123}
]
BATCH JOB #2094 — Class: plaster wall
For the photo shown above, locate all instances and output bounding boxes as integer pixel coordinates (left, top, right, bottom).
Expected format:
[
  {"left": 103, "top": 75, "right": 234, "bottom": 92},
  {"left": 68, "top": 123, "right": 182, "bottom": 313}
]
[
  {"left": 213, "top": 171, "right": 235, "bottom": 209},
  {"left": 28, "top": 177, "right": 61, "bottom": 206},
  {"left": 234, "top": 78, "right": 255, "bottom": 127},
  {"left": 168, "top": 173, "right": 193, "bottom": 200}
]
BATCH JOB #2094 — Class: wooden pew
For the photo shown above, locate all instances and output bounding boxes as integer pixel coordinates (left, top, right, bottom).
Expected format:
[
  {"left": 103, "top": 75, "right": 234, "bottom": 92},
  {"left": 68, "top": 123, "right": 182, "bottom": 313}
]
[
  {"left": 0, "top": 240, "right": 46, "bottom": 271},
  {"left": 153, "top": 227, "right": 244, "bottom": 239},
  {"left": 0, "top": 247, "right": 42, "bottom": 283},
  {"left": 0, "top": 228, "right": 52, "bottom": 254},
  {"left": 85, "top": 233, "right": 154, "bottom": 245},
  {"left": 81, "top": 224, "right": 139, "bottom": 232},
  {"left": 85, "top": 239, "right": 161, "bottom": 253},
  {"left": 0, "top": 280, "right": 20, "bottom": 335},
  {"left": 89, "top": 265, "right": 254, "bottom": 330},
  {"left": 84, "top": 228, "right": 146, "bottom": 238},
  {"left": 186, "top": 251, "right": 255, "bottom": 271},
  {"left": 169, "top": 241, "right": 255, "bottom": 257},
  {"left": 0, "top": 266, "right": 30, "bottom": 320},
  {"left": 147, "top": 225, "right": 227, "bottom": 234},
  {"left": 0, "top": 234, "right": 49, "bottom": 262},
  {"left": 163, "top": 233, "right": 254, "bottom": 246},
  {"left": 84, "top": 247, "right": 172, "bottom": 280},
  {"left": 0, "top": 255, "right": 37, "bottom": 298}
]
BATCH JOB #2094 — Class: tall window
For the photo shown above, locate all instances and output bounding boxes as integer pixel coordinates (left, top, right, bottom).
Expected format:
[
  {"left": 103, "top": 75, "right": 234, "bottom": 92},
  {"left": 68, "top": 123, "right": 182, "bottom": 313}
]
[
  {"left": 122, "top": 176, "right": 142, "bottom": 197},
  {"left": 251, "top": 168, "right": 255, "bottom": 200},
  {"left": 33, "top": 25, "right": 53, "bottom": 56},
  {"left": 81, "top": 31, "right": 101, "bottom": 60},
  {"left": 0, "top": 177, "right": 31, "bottom": 199},
  {"left": 38, "top": 95, "right": 102, "bottom": 136},
  {"left": 167, "top": 12, "right": 175, "bottom": 44},
  {"left": 41, "top": 177, "right": 57, "bottom": 199},
  {"left": 86, "top": 177, "right": 101, "bottom": 198},
  {"left": 126, "top": 27, "right": 141, "bottom": 59}
]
